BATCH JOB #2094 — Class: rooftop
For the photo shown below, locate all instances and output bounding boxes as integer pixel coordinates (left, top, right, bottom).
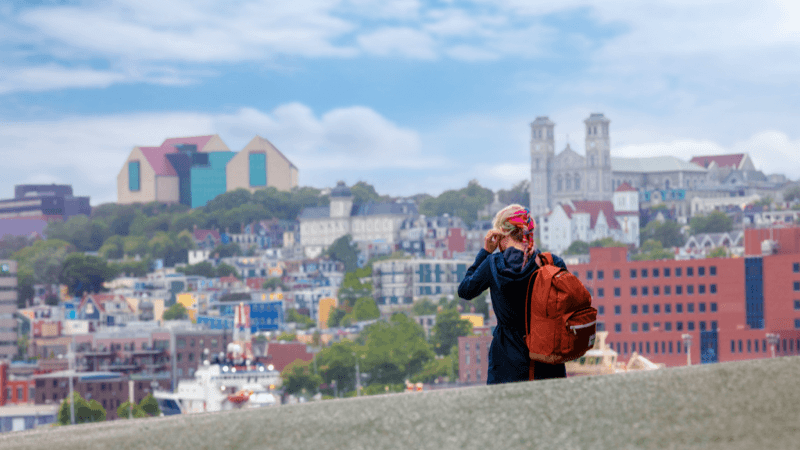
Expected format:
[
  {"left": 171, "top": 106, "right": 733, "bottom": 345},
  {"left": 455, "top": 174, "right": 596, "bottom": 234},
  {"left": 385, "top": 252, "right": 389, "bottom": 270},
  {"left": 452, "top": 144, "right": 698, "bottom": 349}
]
[{"left": 611, "top": 156, "right": 708, "bottom": 174}]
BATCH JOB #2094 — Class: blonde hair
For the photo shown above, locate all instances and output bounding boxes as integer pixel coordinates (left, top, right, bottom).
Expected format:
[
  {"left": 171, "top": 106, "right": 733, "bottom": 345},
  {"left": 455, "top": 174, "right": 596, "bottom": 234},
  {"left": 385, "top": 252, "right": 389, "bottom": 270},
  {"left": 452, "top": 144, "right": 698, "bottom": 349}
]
[
  {"left": 492, "top": 203, "right": 536, "bottom": 266},
  {"left": 492, "top": 204, "right": 526, "bottom": 240}
]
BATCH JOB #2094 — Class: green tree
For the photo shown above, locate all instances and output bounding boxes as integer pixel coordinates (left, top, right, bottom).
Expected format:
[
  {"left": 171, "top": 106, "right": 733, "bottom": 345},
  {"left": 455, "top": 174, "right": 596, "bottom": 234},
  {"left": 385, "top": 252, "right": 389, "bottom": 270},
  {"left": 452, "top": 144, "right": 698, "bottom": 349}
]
[
  {"left": 176, "top": 261, "right": 216, "bottom": 278},
  {"left": 565, "top": 240, "right": 590, "bottom": 255},
  {"left": 589, "top": 237, "right": 627, "bottom": 248},
  {"left": 410, "top": 356, "right": 454, "bottom": 384},
  {"left": 139, "top": 393, "right": 161, "bottom": 416},
  {"left": 46, "top": 215, "right": 110, "bottom": 252},
  {"left": 641, "top": 220, "right": 686, "bottom": 248},
  {"left": 117, "top": 401, "right": 148, "bottom": 419},
  {"left": 631, "top": 239, "right": 675, "bottom": 261},
  {"left": 430, "top": 308, "right": 473, "bottom": 356},
  {"left": 412, "top": 298, "right": 438, "bottom": 316},
  {"left": 262, "top": 277, "right": 288, "bottom": 291},
  {"left": 211, "top": 242, "right": 242, "bottom": 258},
  {"left": 58, "top": 253, "right": 115, "bottom": 296},
  {"left": 707, "top": 247, "right": 728, "bottom": 258},
  {"left": 98, "top": 235, "right": 125, "bottom": 260},
  {"left": 316, "top": 341, "right": 359, "bottom": 394},
  {"left": 0, "top": 235, "right": 31, "bottom": 259},
  {"left": 353, "top": 297, "right": 380, "bottom": 321},
  {"left": 337, "top": 269, "right": 373, "bottom": 307},
  {"left": 286, "top": 309, "right": 315, "bottom": 329},
  {"left": 690, "top": 211, "right": 733, "bottom": 234},
  {"left": 784, "top": 186, "right": 800, "bottom": 203},
  {"left": 497, "top": 180, "right": 530, "bottom": 209},
  {"left": 326, "top": 234, "right": 359, "bottom": 272},
  {"left": 215, "top": 263, "right": 239, "bottom": 278},
  {"left": 361, "top": 314, "right": 434, "bottom": 385},
  {"left": 163, "top": 302, "right": 188, "bottom": 321},
  {"left": 58, "top": 392, "right": 106, "bottom": 425},
  {"left": 281, "top": 360, "right": 323, "bottom": 395},
  {"left": 419, "top": 179, "right": 494, "bottom": 225},
  {"left": 327, "top": 307, "right": 349, "bottom": 328},
  {"left": 350, "top": 181, "right": 384, "bottom": 206}
]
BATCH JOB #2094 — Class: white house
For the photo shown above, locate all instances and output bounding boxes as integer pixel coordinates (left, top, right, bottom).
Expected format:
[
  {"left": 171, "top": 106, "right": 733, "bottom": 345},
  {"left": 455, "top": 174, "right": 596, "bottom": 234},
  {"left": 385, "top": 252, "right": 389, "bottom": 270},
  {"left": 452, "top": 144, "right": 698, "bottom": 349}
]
[{"left": 538, "top": 183, "right": 640, "bottom": 253}]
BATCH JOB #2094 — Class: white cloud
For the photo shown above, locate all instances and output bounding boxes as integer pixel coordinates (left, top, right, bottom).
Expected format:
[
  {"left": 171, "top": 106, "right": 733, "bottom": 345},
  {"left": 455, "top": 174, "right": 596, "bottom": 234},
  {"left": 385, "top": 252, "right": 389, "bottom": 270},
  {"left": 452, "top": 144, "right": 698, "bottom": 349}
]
[
  {"left": 356, "top": 27, "right": 437, "bottom": 59},
  {"left": 0, "top": 103, "right": 450, "bottom": 204}
]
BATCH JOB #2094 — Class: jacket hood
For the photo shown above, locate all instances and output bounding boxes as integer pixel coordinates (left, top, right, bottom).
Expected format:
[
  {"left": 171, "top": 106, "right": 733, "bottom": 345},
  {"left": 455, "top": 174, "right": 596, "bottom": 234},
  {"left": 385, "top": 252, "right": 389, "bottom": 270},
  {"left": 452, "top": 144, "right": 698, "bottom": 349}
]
[{"left": 491, "top": 247, "right": 540, "bottom": 282}]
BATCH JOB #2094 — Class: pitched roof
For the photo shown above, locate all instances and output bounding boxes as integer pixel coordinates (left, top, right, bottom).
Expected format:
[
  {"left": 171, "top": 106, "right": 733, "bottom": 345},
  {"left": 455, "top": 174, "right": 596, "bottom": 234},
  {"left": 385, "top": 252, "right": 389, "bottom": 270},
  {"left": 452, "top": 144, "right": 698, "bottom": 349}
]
[
  {"left": 571, "top": 200, "right": 621, "bottom": 229},
  {"left": 690, "top": 154, "right": 745, "bottom": 169},
  {"left": 611, "top": 156, "right": 707, "bottom": 174},
  {"left": 615, "top": 182, "right": 637, "bottom": 192},
  {"left": 193, "top": 229, "right": 221, "bottom": 242},
  {"left": 139, "top": 146, "right": 178, "bottom": 176},
  {"left": 160, "top": 135, "right": 216, "bottom": 152},
  {"left": 80, "top": 294, "right": 133, "bottom": 314}
]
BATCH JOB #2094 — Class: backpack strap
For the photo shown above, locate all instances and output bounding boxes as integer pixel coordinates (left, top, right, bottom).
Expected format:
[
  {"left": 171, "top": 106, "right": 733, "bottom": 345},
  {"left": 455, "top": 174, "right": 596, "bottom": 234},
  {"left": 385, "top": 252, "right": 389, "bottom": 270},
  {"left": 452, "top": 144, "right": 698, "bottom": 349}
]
[
  {"left": 538, "top": 252, "right": 553, "bottom": 267},
  {"left": 524, "top": 253, "right": 557, "bottom": 341}
]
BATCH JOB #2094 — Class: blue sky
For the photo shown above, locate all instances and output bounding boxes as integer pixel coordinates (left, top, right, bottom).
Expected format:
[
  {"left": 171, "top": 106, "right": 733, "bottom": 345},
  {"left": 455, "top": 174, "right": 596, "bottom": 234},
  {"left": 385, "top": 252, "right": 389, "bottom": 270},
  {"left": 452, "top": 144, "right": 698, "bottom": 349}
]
[{"left": 1, "top": 0, "right": 799, "bottom": 205}]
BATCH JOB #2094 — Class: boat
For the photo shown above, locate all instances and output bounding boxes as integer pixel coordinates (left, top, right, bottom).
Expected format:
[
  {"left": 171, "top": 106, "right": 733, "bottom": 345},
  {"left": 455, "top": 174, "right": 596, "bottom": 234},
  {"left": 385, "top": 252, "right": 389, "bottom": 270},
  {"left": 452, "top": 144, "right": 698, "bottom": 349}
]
[{"left": 565, "top": 331, "right": 665, "bottom": 376}]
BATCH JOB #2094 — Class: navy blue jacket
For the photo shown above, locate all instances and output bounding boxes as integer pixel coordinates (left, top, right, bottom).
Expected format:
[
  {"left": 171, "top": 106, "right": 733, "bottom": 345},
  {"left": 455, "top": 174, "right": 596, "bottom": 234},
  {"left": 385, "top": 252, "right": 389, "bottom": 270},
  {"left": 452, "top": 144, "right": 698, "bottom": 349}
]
[{"left": 458, "top": 247, "right": 568, "bottom": 384}]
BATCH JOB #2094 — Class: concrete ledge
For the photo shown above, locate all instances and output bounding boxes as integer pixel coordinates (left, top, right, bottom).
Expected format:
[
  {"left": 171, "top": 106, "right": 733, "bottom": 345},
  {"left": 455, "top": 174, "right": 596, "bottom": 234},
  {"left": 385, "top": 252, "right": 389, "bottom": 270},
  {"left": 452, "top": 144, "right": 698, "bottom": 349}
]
[{"left": 3, "top": 356, "right": 799, "bottom": 450}]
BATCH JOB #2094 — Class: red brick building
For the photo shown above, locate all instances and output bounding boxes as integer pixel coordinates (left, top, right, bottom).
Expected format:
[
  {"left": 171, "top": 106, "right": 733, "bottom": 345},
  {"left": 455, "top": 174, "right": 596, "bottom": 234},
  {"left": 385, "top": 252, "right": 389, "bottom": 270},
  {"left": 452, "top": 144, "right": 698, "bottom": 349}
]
[{"left": 458, "top": 225, "right": 800, "bottom": 383}]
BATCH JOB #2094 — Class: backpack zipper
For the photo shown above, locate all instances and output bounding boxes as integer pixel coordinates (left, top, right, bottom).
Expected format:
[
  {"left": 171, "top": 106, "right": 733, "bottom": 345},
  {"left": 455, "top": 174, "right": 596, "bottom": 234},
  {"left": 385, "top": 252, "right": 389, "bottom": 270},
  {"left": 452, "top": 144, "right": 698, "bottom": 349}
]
[{"left": 568, "top": 321, "right": 597, "bottom": 335}]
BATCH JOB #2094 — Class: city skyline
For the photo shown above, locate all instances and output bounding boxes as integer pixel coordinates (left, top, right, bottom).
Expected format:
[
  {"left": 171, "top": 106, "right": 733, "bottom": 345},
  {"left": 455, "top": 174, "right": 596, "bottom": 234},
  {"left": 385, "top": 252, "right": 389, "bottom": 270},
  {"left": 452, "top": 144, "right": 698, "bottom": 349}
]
[{"left": 1, "top": 1, "right": 799, "bottom": 205}]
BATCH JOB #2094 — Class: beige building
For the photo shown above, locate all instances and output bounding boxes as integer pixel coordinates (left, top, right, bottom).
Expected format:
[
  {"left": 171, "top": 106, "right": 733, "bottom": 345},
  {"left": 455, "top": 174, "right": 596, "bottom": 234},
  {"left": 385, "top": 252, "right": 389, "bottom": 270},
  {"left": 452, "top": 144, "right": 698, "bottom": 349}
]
[{"left": 117, "top": 134, "right": 297, "bottom": 208}]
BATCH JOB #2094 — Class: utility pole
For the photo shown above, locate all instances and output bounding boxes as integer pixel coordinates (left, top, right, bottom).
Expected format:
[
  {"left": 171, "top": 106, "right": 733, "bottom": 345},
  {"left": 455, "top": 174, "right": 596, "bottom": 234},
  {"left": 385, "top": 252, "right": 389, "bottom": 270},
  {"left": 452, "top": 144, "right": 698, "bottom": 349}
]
[{"left": 682, "top": 334, "right": 692, "bottom": 366}]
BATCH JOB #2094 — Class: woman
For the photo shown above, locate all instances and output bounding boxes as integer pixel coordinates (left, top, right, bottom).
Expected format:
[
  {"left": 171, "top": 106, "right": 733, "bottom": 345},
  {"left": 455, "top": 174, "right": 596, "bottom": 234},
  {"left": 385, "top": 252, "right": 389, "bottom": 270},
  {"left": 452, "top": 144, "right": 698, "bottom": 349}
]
[{"left": 458, "top": 204, "right": 568, "bottom": 384}]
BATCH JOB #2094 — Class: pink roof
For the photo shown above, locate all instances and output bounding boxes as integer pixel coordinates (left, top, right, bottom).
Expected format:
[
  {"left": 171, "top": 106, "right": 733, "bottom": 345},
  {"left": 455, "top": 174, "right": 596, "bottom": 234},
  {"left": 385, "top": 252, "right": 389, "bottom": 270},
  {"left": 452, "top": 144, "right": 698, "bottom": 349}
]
[
  {"left": 615, "top": 182, "right": 637, "bottom": 192},
  {"left": 193, "top": 229, "right": 221, "bottom": 242},
  {"left": 262, "top": 342, "right": 314, "bottom": 372},
  {"left": 161, "top": 135, "right": 215, "bottom": 152},
  {"left": 571, "top": 200, "right": 621, "bottom": 230},
  {"left": 139, "top": 146, "right": 178, "bottom": 176},
  {"left": 690, "top": 154, "right": 745, "bottom": 169},
  {"left": 561, "top": 204, "right": 574, "bottom": 219},
  {"left": 80, "top": 294, "right": 132, "bottom": 314}
]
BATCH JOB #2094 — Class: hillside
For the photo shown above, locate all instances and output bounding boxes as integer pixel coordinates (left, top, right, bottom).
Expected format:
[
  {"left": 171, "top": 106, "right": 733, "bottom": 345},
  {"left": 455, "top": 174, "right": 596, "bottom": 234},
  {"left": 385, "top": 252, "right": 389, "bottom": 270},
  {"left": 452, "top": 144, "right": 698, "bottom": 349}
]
[{"left": 4, "top": 356, "right": 799, "bottom": 450}]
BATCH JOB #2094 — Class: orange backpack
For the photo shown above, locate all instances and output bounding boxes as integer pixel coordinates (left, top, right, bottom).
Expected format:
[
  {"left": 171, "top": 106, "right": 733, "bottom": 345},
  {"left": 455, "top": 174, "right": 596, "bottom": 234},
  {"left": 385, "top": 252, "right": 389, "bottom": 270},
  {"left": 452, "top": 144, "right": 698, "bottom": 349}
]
[{"left": 525, "top": 252, "right": 597, "bottom": 365}]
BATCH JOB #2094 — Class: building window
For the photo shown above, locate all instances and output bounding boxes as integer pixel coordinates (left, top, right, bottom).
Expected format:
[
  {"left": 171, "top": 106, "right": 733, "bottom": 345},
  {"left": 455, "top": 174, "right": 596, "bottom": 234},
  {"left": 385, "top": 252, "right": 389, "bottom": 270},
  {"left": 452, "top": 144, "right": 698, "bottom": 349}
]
[
  {"left": 687, "top": 285, "right": 694, "bottom": 295},
  {"left": 249, "top": 152, "right": 267, "bottom": 187},
  {"left": 615, "top": 323, "right": 622, "bottom": 332},
  {"left": 676, "top": 303, "right": 683, "bottom": 313},
  {"left": 675, "top": 267, "right": 682, "bottom": 277},
  {"left": 641, "top": 269, "right": 648, "bottom": 278},
  {"left": 587, "top": 271, "right": 594, "bottom": 280},
  {"left": 698, "top": 266, "right": 705, "bottom": 276},
  {"left": 796, "top": 319, "right": 800, "bottom": 329},
  {"left": 642, "top": 322, "right": 650, "bottom": 332},
  {"left": 687, "top": 303, "right": 695, "bottom": 313},
  {"left": 664, "top": 267, "right": 671, "bottom": 277},
  {"left": 699, "top": 284, "right": 706, "bottom": 294},
  {"left": 664, "top": 303, "right": 671, "bottom": 313},
  {"left": 128, "top": 161, "right": 141, "bottom": 192},
  {"left": 653, "top": 304, "right": 660, "bottom": 314},
  {"left": 738, "top": 340, "right": 743, "bottom": 352},
  {"left": 669, "top": 341, "right": 674, "bottom": 353},
  {"left": 664, "top": 322, "right": 672, "bottom": 331},
  {"left": 710, "top": 266, "right": 717, "bottom": 276},
  {"left": 653, "top": 286, "right": 660, "bottom": 296},
  {"left": 794, "top": 281, "right": 800, "bottom": 292},
  {"left": 597, "top": 270, "right": 604, "bottom": 280},
  {"left": 631, "top": 287, "right": 638, "bottom": 296},
  {"left": 711, "top": 321, "right": 717, "bottom": 330},
  {"left": 687, "top": 267, "right": 694, "bottom": 277},
  {"left": 687, "top": 321, "right": 695, "bottom": 331},
  {"left": 664, "top": 285, "right": 671, "bottom": 295},
  {"left": 614, "top": 270, "right": 621, "bottom": 279},
  {"left": 573, "top": 271, "right": 579, "bottom": 278},
  {"left": 642, "top": 304, "right": 649, "bottom": 314},
  {"left": 676, "top": 285, "right": 683, "bottom": 295},
  {"left": 795, "top": 300, "right": 800, "bottom": 310},
  {"left": 793, "top": 262, "right": 799, "bottom": 273},
  {"left": 614, "top": 305, "right": 621, "bottom": 315},
  {"left": 631, "top": 323, "right": 638, "bottom": 332},
  {"left": 676, "top": 321, "right": 683, "bottom": 331},
  {"left": 653, "top": 268, "right": 660, "bottom": 278},
  {"left": 641, "top": 286, "right": 649, "bottom": 296},
  {"left": 614, "top": 287, "right": 621, "bottom": 297},
  {"left": 631, "top": 305, "right": 638, "bottom": 314},
  {"left": 699, "top": 302, "right": 706, "bottom": 312},
  {"left": 598, "top": 305, "right": 605, "bottom": 315},
  {"left": 630, "top": 269, "right": 637, "bottom": 279},
  {"left": 710, "top": 284, "right": 717, "bottom": 294},
  {"left": 731, "top": 340, "right": 736, "bottom": 353},
  {"left": 700, "top": 321, "right": 707, "bottom": 331},
  {"left": 597, "top": 288, "right": 605, "bottom": 298}
]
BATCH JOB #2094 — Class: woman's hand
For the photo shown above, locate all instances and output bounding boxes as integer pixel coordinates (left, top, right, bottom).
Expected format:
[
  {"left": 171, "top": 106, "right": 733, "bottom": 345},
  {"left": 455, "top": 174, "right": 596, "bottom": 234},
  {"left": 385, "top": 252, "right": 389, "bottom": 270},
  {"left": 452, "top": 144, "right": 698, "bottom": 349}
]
[{"left": 484, "top": 230, "right": 504, "bottom": 253}]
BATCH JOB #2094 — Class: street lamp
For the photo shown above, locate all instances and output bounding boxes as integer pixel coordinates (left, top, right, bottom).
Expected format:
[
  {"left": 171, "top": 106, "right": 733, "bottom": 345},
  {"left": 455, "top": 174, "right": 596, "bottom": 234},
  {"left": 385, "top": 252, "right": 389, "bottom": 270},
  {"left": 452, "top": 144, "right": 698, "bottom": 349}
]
[
  {"left": 682, "top": 334, "right": 692, "bottom": 366},
  {"left": 766, "top": 333, "right": 780, "bottom": 358}
]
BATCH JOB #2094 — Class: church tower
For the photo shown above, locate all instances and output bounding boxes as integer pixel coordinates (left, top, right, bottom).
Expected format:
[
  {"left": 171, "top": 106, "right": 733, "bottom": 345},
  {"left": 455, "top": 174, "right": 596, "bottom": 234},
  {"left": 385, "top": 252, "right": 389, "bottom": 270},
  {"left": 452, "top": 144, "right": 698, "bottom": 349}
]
[
  {"left": 529, "top": 116, "right": 555, "bottom": 216},
  {"left": 584, "top": 113, "right": 612, "bottom": 201}
]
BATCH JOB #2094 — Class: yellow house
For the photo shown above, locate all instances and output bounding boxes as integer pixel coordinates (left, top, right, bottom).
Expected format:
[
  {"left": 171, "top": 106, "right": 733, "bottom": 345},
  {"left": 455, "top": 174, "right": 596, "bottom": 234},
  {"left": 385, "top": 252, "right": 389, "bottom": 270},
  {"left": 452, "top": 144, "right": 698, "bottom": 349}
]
[
  {"left": 176, "top": 293, "right": 198, "bottom": 322},
  {"left": 317, "top": 297, "right": 337, "bottom": 329},
  {"left": 460, "top": 313, "right": 484, "bottom": 329}
]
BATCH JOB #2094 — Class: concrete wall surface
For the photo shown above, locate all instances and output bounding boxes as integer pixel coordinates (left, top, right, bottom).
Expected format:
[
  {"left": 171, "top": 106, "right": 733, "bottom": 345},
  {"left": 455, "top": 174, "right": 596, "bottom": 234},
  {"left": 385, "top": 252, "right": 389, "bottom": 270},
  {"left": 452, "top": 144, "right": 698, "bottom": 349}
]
[{"left": 2, "top": 356, "right": 800, "bottom": 450}]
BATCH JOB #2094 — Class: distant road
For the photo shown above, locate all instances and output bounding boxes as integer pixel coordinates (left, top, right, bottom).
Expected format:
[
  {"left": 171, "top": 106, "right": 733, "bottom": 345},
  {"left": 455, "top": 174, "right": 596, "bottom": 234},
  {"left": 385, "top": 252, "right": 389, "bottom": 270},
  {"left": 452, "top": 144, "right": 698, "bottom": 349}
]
[{"left": 4, "top": 356, "right": 800, "bottom": 450}]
